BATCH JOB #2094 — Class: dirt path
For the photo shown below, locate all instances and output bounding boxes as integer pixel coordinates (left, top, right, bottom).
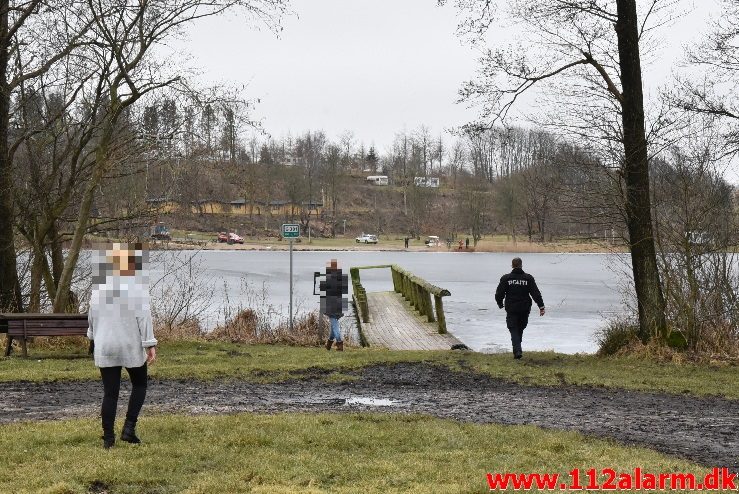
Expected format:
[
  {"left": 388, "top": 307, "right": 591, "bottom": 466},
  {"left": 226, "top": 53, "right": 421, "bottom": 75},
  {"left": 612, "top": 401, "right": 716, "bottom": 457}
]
[{"left": 1, "top": 362, "right": 736, "bottom": 470}]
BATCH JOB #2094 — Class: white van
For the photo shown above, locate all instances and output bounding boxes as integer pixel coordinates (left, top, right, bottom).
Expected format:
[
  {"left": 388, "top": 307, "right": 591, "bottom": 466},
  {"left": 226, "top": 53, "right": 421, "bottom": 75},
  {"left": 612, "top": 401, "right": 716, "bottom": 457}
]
[
  {"left": 425, "top": 235, "right": 441, "bottom": 247},
  {"left": 366, "top": 175, "right": 389, "bottom": 186}
]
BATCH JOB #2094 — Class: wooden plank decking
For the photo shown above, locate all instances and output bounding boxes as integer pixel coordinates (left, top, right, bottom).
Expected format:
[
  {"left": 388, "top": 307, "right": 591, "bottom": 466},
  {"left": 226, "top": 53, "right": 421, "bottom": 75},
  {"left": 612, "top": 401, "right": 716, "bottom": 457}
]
[{"left": 360, "top": 291, "right": 462, "bottom": 350}]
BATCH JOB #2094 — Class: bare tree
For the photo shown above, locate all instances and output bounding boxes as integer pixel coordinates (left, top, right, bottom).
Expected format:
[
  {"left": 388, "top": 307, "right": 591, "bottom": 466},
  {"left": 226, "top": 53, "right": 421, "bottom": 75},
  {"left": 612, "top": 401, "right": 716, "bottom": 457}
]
[
  {"left": 0, "top": 1, "right": 92, "bottom": 311},
  {"left": 650, "top": 118, "right": 738, "bottom": 352},
  {"left": 443, "top": 0, "right": 674, "bottom": 341},
  {"left": 457, "top": 175, "right": 491, "bottom": 245},
  {"left": 322, "top": 143, "right": 342, "bottom": 236},
  {"left": 53, "top": 0, "right": 287, "bottom": 311},
  {"left": 674, "top": 0, "right": 739, "bottom": 158},
  {"left": 447, "top": 139, "right": 466, "bottom": 188}
]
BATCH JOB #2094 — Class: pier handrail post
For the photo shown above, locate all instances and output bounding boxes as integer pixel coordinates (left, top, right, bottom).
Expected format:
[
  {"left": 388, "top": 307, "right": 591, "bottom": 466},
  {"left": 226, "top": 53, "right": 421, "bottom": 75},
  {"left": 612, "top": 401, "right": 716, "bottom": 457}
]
[
  {"left": 424, "top": 289, "right": 435, "bottom": 323},
  {"left": 391, "top": 266, "right": 401, "bottom": 293},
  {"left": 360, "top": 289, "right": 369, "bottom": 322},
  {"left": 350, "top": 263, "right": 451, "bottom": 335},
  {"left": 434, "top": 295, "right": 447, "bottom": 333},
  {"left": 402, "top": 273, "right": 410, "bottom": 301},
  {"left": 349, "top": 267, "right": 370, "bottom": 323}
]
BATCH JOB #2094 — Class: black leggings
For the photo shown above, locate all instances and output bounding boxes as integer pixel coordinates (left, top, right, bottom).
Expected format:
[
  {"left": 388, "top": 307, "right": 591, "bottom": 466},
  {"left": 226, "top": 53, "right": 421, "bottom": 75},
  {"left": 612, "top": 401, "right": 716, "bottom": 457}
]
[{"left": 100, "top": 364, "right": 148, "bottom": 434}]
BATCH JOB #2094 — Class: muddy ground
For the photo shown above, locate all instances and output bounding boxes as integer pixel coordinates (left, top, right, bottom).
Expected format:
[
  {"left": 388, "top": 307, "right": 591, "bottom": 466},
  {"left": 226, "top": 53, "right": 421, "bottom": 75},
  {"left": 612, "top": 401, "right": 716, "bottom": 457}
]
[{"left": 0, "top": 362, "right": 736, "bottom": 470}]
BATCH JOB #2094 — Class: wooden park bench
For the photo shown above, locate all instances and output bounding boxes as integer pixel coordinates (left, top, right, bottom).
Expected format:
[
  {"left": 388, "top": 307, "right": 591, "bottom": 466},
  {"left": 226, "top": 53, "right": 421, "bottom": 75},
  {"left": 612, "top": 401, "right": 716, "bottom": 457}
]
[{"left": 1, "top": 313, "right": 91, "bottom": 358}]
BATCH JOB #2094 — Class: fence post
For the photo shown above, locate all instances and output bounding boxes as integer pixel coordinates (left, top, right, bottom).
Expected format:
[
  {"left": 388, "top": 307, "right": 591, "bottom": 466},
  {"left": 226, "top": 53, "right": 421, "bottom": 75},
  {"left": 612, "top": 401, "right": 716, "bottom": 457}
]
[
  {"left": 424, "top": 290, "right": 435, "bottom": 322},
  {"left": 349, "top": 264, "right": 451, "bottom": 336},
  {"left": 359, "top": 289, "right": 369, "bottom": 322},
  {"left": 391, "top": 267, "right": 401, "bottom": 293},
  {"left": 435, "top": 295, "right": 447, "bottom": 333}
]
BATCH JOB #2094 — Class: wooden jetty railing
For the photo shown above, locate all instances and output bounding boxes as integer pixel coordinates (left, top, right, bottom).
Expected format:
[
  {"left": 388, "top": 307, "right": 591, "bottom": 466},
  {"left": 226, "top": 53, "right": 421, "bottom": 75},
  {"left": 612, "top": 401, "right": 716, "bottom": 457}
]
[{"left": 349, "top": 264, "right": 451, "bottom": 334}]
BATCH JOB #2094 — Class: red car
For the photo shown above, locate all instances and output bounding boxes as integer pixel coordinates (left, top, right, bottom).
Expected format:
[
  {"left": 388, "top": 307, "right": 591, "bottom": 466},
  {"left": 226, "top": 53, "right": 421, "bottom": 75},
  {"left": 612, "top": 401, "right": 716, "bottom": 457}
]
[
  {"left": 229, "top": 232, "right": 244, "bottom": 244},
  {"left": 217, "top": 232, "right": 244, "bottom": 244}
]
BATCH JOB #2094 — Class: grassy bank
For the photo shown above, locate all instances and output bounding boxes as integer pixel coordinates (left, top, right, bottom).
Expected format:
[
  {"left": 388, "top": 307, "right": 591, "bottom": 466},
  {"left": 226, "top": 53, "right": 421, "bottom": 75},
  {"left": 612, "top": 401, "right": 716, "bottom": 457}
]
[
  {"left": 0, "top": 412, "right": 708, "bottom": 493},
  {"left": 1, "top": 342, "right": 737, "bottom": 399}
]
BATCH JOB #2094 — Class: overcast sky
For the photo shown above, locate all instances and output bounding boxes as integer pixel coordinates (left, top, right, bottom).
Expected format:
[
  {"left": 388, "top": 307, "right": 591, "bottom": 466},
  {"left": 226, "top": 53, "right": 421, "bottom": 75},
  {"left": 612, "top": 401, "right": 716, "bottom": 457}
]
[{"left": 180, "top": 0, "right": 722, "bottom": 153}]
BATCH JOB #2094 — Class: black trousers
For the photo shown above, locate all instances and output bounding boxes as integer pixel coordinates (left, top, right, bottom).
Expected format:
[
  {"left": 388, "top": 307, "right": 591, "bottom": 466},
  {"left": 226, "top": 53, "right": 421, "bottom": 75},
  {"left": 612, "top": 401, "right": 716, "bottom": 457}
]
[
  {"left": 100, "top": 364, "right": 148, "bottom": 436},
  {"left": 505, "top": 311, "right": 530, "bottom": 357}
]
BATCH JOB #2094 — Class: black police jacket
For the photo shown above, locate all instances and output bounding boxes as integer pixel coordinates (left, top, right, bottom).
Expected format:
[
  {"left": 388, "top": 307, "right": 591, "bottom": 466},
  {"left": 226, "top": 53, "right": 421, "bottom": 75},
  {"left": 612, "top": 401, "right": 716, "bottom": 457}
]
[{"left": 494, "top": 268, "right": 544, "bottom": 313}]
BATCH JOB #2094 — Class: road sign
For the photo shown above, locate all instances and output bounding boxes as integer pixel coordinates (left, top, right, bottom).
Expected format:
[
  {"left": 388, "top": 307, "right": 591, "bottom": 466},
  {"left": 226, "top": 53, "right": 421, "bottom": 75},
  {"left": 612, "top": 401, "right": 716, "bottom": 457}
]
[
  {"left": 282, "top": 223, "right": 300, "bottom": 238},
  {"left": 282, "top": 223, "right": 300, "bottom": 331}
]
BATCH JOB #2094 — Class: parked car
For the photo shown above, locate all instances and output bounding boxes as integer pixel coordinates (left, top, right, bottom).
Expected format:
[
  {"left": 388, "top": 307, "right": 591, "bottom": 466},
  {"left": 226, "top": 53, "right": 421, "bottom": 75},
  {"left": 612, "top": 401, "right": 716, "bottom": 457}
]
[
  {"left": 150, "top": 224, "right": 171, "bottom": 241},
  {"left": 355, "top": 233, "right": 378, "bottom": 244},
  {"left": 425, "top": 235, "right": 441, "bottom": 247},
  {"left": 216, "top": 232, "right": 244, "bottom": 244}
]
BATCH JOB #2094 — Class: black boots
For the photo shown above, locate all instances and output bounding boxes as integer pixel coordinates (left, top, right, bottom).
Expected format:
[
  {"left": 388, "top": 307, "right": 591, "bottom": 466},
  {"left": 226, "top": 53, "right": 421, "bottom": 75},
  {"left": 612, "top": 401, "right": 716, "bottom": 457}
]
[
  {"left": 120, "top": 419, "right": 141, "bottom": 444},
  {"left": 325, "top": 339, "right": 334, "bottom": 351},
  {"left": 102, "top": 433, "right": 115, "bottom": 449},
  {"left": 102, "top": 417, "right": 115, "bottom": 449},
  {"left": 102, "top": 420, "right": 141, "bottom": 448}
]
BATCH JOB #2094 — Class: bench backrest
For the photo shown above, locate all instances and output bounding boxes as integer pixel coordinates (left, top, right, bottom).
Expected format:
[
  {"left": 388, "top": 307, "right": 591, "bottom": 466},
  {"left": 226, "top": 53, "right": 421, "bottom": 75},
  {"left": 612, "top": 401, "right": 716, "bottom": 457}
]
[{"left": 1, "top": 314, "right": 88, "bottom": 336}]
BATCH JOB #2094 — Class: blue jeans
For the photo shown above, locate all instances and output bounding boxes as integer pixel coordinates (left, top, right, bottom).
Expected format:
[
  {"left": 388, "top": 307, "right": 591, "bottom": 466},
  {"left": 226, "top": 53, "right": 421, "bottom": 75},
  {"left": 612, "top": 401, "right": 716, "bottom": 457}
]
[{"left": 329, "top": 317, "right": 342, "bottom": 342}]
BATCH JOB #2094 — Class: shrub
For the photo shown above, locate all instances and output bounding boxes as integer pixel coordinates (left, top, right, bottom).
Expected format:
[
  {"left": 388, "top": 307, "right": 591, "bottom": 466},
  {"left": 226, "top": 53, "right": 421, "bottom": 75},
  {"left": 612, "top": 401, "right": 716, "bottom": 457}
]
[
  {"left": 154, "top": 317, "right": 205, "bottom": 342},
  {"left": 208, "top": 309, "right": 329, "bottom": 346},
  {"left": 596, "top": 318, "right": 640, "bottom": 356}
]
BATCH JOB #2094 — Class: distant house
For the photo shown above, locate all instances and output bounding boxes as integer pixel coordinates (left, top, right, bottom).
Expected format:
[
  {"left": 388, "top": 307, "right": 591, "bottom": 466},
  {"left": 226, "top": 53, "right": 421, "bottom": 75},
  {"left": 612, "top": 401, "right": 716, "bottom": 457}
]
[
  {"left": 191, "top": 199, "right": 227, "bottom": 215},
  {"left": 230, "top": 199, "right": 263, "bottom": 216},
  {"left": 301, "top": 201, "right": 324, "bottom": 215},
  {"left": 146, "top": 197, "right": 180, "bottom": 213},
  {"left": 414, "top": 176, "right": 440, "bottom": 188},
  {"left": 268, "top": 200, "right": 291, "bottom": 216},
  {"left": 268, "top": 200, "right": 323, "bottom": 217},
  {"left": 366, "top": 175, "right": 389, "bottom": 186},
  {"left": 155, "top": 198, "right": 323, "bottom": 218}
]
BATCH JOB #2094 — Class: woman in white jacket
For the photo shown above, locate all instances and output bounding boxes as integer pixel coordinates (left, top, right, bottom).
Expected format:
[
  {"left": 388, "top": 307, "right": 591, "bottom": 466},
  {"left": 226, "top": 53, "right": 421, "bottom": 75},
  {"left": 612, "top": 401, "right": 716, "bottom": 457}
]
[{"left": 88, "top": 243, "right": 157, "bottom": 449}]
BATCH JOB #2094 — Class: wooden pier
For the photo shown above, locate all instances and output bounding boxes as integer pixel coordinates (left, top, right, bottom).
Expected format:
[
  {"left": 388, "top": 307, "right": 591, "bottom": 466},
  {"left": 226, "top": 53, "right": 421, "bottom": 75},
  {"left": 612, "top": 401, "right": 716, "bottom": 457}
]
[{"left": 350, "top": 265, "right": 463, "bottom": 350}]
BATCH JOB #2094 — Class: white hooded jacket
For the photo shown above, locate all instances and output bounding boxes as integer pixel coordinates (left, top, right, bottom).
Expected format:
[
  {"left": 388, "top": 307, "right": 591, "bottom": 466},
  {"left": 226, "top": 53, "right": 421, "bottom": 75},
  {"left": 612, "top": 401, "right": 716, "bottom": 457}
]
[{"left": 87, "top": 274, "right": 157, "bottom": 368}]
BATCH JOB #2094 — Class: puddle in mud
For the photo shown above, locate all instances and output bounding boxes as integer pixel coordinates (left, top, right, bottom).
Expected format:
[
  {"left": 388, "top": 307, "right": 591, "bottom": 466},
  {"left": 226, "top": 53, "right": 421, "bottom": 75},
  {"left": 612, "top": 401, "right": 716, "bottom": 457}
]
[{"left": 344, "top": 397, "right": 398, "bottom": 407}]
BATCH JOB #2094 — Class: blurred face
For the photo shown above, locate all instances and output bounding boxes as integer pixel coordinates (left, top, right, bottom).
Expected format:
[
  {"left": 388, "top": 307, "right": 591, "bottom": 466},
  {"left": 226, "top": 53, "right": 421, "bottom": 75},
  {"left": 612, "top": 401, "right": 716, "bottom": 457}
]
[
  {"left": 327, "top": 259, "right": 338, "bottom": 270},
  {"left": 107, "top": 243, "right": 141, "bottom": 276}
]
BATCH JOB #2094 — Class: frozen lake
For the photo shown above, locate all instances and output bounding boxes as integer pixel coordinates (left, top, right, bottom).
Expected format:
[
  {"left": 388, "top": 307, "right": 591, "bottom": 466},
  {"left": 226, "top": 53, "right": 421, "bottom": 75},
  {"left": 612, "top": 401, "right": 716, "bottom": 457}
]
[{"left": 150, "top": 250, "right": 626, "bottom": 354}]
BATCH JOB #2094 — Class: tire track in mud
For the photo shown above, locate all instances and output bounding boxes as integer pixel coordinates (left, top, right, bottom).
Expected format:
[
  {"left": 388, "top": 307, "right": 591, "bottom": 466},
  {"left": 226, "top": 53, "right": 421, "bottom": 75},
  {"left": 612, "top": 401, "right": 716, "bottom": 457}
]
[{"left": 1, "top": 362, "right": 736, "bottom": 470}]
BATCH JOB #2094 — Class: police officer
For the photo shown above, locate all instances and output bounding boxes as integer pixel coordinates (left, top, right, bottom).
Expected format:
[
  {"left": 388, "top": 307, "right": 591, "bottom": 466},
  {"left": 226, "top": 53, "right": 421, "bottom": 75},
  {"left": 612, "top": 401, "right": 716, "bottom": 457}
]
[{"left": 494, "top": 257, "right": 545, "bottom": 359}]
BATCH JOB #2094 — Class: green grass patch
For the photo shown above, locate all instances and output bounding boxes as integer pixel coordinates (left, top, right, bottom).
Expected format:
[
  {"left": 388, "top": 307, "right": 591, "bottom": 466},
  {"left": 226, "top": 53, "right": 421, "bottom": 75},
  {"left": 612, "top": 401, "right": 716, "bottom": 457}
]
[
  {"left": 453, "top": 351, "right": 739, "bottom": 399},
  {"left": 0, "top": 412, "right": 709, "bottom": 493},
  {"left": 1, "top": 342, "right": 737, "bottom": 399}
]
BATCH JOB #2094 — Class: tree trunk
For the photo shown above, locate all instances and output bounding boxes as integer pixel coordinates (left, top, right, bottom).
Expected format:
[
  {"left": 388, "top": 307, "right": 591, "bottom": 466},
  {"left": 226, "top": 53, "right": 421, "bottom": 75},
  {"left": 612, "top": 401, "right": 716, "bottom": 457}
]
[
  {"left": 53, "top": 119, "right": 113, "bottom": 312},
  {"left": 0, "top": 1, "right": 22, "bottom": 312},
  {"left": 29, "top": 249, "right": 42, "bottom": 312},
  {"left": 616, "top": 0, "right": 667, "bottom": 341},
  {"left": 49, "top": 222, "right": 64, "bottom": 285}
]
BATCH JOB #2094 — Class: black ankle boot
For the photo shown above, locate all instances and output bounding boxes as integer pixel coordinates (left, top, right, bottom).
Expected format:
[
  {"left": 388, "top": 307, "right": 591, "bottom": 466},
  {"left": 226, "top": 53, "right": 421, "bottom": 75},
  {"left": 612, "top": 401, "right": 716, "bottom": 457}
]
[
  {"left": 102, "top": 433, "right": 115, "bottom": 449},
  {"left": 120, "top": 420, "right": 141, "bottom": 444}
]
